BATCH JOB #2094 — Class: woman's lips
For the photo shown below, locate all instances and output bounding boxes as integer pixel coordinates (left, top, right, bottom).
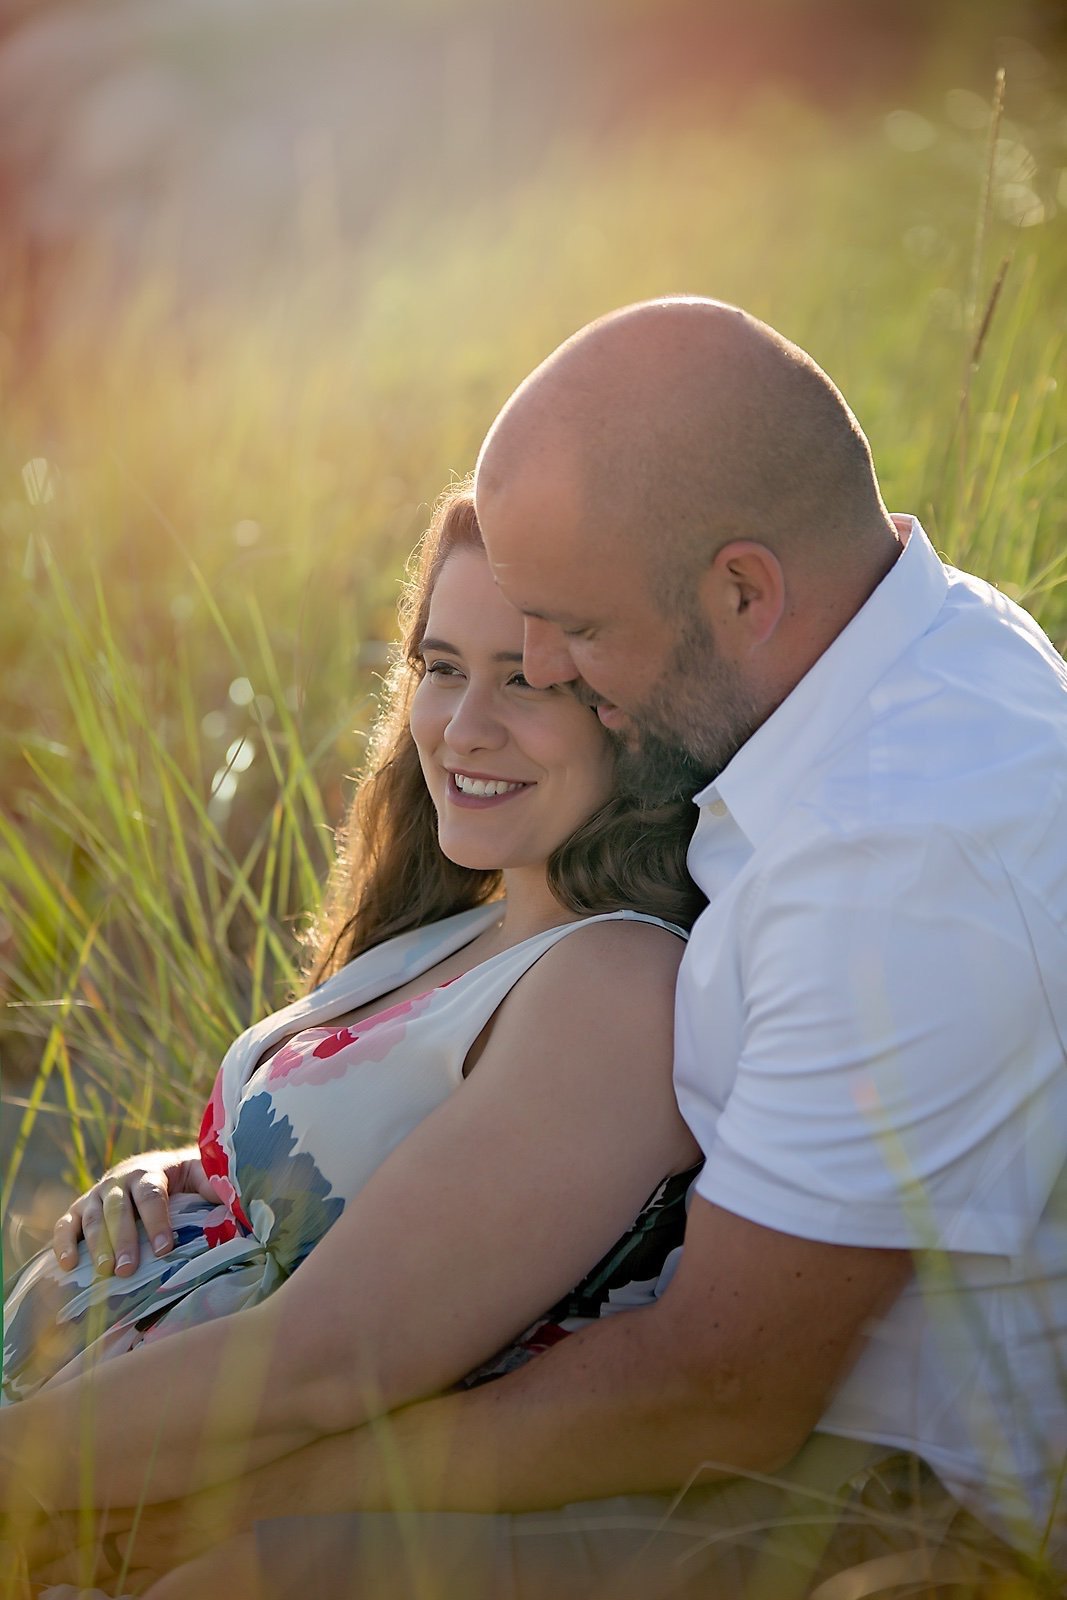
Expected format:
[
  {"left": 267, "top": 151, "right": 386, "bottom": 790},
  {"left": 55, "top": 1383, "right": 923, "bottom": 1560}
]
[{"left": 445, "top": 774, "right": 533, "bottom": 809}]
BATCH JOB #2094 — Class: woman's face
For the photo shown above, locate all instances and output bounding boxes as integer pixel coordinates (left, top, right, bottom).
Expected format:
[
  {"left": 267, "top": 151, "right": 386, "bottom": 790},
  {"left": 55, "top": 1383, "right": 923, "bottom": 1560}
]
[{"left": 409, "top": 544, "right": 617, "bottom": 874}]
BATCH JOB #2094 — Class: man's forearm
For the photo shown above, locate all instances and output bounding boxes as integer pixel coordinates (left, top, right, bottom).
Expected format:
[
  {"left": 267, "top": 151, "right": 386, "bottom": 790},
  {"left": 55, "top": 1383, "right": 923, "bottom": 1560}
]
[
  {"left": 113, "top": 1309, "right": 696, "bottom": 1580},
  {"left": 194, "top": 1302, "right": 746, "bottom": 1530},
  {"left": 206, "top": 1207, "right": 908, "bottom": 1523}
]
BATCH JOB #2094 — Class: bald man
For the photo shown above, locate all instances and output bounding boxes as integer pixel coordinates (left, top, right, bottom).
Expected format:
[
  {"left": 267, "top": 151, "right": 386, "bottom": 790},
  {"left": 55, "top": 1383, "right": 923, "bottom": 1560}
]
[{"left": 112, "top": 302, "right": 1066, "bottom": 1599}]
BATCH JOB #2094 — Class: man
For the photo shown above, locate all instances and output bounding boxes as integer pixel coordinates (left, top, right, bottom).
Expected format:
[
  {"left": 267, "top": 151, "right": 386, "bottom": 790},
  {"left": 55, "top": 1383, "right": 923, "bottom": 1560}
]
[{"left": 80, "top": 300, "right": 1067, "bottom": 1597}]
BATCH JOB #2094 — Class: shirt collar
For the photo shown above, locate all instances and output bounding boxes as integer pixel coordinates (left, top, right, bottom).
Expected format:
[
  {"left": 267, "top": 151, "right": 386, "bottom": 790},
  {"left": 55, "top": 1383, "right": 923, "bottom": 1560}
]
[{"left": 696, "top": 516, "right": 948, "bottom": 845}]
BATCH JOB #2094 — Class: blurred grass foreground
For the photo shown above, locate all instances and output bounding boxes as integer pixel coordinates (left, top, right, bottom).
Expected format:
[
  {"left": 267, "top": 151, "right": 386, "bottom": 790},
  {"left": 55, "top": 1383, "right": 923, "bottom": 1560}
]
[{"left": 0, "top": 0, "right": 1065, "bottom": 1592}]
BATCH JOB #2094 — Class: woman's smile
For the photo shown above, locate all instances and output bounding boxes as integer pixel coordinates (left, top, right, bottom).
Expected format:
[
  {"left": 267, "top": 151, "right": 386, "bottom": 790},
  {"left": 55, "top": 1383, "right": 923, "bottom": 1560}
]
[{"left": 446, "top": 770, "right": 534, "bottom": 806}]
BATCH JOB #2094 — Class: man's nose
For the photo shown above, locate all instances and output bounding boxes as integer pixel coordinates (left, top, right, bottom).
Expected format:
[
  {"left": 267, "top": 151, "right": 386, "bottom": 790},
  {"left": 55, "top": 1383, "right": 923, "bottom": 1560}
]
[{"left": 523, "top": 617, "right": 579, "bottom": 688}]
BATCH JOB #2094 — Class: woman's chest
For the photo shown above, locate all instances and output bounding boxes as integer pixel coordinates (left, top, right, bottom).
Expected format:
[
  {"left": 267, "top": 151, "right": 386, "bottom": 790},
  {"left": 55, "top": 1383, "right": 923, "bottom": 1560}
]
[
  {"left": 226, "top": 977, "right": 475, "bottom": 1221},
  {"left": 253, "top": 939, "right": 483, "bottom": 1074}
]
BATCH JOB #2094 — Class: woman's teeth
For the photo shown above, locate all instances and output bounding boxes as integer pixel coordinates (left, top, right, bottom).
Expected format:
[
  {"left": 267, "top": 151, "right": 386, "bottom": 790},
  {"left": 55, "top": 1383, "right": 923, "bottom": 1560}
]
[{"left": 453, "top": 774, "right": 526, "bottom": 797}]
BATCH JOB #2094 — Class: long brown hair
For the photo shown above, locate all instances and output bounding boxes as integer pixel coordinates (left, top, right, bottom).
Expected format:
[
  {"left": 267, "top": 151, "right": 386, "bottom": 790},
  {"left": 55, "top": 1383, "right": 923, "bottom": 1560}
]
[{"left": 303, "top": 482, "right": 705, "bottom": 987}]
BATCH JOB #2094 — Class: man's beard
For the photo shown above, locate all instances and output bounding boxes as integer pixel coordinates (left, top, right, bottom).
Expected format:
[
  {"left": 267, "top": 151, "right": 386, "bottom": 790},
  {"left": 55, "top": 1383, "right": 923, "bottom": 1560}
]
[
  {"left": 605, "top": 611, "right": 761, "bottom": 806},
  {"left": 608, "top": 724, "right": 715, "bottom": 806}
]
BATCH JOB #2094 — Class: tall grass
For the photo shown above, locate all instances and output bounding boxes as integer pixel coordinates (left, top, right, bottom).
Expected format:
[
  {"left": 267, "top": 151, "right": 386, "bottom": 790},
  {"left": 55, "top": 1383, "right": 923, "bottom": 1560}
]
[
  {"left": 0, "top": 77, "right": 1065, "bottom": 1596},
  {"left": 1, "top": 537, "right": 341, "bottom": 1198}
]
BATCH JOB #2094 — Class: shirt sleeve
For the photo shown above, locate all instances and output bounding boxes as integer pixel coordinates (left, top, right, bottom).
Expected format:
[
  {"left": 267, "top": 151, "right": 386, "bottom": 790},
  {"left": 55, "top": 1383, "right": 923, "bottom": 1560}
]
[{"left": 694, "top": 823, "right": 1067, "bottom": 1255}]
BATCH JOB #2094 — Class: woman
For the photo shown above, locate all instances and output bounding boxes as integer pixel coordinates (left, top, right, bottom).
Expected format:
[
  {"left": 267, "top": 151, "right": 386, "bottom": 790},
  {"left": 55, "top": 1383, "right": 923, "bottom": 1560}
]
[{"left": 2, "top": 486, "right": 704, "bottom": 1588}]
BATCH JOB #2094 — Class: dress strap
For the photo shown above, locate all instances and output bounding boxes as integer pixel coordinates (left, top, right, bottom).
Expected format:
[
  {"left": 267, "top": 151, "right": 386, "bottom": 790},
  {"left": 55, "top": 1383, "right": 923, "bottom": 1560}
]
[{"left": 423, "top": 909, "right": 687, "bottom": 1084}]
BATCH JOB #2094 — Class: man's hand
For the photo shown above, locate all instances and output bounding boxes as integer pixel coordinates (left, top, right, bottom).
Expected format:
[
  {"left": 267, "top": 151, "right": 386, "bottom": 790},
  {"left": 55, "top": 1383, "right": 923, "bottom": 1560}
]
[
  {"left": 111, "top": 1489, "right": 241, "bottom": 1577},
  {"left": 27, "top": 1492, "right": 240, "bottom": 1589},
  {"left": 140, "top": 1533, "right": 263, "bottom": 1600}
]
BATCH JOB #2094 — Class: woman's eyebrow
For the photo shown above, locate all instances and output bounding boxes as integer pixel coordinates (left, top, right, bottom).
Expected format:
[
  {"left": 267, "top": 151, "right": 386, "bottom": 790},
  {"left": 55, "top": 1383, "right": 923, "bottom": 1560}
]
[
  {"left": 419, "top": 637, "right": 524, "bottom": 665},
  {"left": 418, "top": 636, "right": 458, "bottom": 655}
]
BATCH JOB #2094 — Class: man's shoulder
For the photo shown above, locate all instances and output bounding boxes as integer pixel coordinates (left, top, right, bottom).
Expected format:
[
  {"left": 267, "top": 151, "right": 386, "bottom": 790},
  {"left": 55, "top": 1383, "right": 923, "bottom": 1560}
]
[
  {"left": 936, "top": 559, "right": 1067, "bottom": 691},
  {"left": 805, "top": 578, "right": 1067, "bottom": 859}
]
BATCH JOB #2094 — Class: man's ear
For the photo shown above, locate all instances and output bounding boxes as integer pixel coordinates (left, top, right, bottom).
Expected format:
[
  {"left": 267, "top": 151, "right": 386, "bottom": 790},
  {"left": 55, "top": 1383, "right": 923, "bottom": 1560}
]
[{"left": 698, "top": 541, "right": 785, "bottom": 649}]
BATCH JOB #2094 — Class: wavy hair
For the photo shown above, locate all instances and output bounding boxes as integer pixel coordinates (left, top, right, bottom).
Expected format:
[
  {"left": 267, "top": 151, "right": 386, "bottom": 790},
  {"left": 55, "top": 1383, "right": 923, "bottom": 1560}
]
[{"left": 303, "top": 482, "right": 706, "bottom": 987}]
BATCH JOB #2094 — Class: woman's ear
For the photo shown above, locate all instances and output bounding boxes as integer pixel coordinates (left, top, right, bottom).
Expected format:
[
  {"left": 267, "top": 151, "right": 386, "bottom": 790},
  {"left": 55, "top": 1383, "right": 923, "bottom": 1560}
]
[{"left": 698, "top": 541, "right": 785, "bottom": 650}]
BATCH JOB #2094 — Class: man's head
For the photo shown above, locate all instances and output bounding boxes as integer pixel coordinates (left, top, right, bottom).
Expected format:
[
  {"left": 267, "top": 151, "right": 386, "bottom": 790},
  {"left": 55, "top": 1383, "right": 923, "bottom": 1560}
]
[{"left": 474, "top": 297, "right": 901, "bottom": 784}]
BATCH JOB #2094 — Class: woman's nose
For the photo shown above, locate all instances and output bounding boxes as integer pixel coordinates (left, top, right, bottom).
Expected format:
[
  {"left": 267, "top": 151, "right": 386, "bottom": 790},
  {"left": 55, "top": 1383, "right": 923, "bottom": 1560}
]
[{"left": 444, "top": 686, "right": 507, "bottom": 753}]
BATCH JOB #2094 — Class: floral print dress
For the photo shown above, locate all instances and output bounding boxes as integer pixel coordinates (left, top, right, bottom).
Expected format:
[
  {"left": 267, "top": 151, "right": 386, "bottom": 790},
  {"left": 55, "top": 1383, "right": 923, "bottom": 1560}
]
[{"left": 2, "top": 905, "right": 698, "bottom": 1403}]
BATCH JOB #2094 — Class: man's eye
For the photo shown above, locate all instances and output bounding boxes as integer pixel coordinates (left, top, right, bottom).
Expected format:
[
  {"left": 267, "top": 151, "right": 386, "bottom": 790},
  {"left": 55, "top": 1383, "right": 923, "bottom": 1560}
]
[{"left": 562, "top": 625, "right": 596, "bottom": 642}]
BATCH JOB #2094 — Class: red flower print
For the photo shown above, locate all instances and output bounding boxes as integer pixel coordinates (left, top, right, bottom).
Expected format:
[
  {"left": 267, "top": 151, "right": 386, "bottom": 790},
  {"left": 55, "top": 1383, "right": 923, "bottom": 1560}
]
[
  {"left": 198, "top": 1069, "right": 227, "bottom": 1182},
  {"left": 264, "top": 1039, "right": 307, "bottom": 1083},
  {"left": 526, "top": 1322, "right": 570, "bottom": 1354},
  {"left": 204, "top": 1218, "right": 239, "bottom": 1248},
  {"left": 197, "top": 1070, "right": 252, "bottom": 1235},
  {"left": 207, "top": 1171, "right": 252, "bottom": 1235},
  {"left": 312, "top": 1026, "right": 358, "bottom": 1059}
]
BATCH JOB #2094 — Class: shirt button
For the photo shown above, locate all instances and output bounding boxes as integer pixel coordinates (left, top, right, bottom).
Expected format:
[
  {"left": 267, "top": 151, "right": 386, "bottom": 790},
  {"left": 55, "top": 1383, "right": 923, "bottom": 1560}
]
[{"left": 709, "top": 800, "right": 727, "bottom": 818}]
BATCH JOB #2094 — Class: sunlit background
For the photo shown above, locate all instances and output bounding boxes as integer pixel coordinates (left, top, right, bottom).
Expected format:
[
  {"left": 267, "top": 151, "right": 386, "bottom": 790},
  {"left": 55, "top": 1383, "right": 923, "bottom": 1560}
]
[{"left": 1, "top": 0, "right": 1065, "bottom": 1274}]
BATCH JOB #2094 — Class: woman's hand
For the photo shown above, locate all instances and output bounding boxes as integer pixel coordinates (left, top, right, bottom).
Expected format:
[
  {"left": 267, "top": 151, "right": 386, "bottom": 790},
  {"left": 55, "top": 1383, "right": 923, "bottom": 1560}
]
[{"left": 52, "top": 1147, "right": 215, "bottom": 1277}]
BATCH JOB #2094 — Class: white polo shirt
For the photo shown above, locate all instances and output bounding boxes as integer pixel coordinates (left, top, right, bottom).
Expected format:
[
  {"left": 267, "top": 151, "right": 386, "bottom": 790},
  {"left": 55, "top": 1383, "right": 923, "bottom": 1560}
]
[{"left": 673, "top": 516, "right": 1067, "bottom": 1552}]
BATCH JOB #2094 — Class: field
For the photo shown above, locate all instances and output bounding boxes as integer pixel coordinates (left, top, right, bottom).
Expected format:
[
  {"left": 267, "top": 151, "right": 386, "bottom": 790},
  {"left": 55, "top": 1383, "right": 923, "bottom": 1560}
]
[{"left": 0, "top": 25, "right": 1065, "bottom": 1596}]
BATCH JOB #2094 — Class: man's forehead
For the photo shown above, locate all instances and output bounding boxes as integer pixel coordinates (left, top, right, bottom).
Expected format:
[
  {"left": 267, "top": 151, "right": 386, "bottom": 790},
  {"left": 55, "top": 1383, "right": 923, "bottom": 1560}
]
[
  {"left": 475, "top": 443, "right": 633, "bottom": 604},
  {"left": 480, "top": 502, "right": 592, "bottom": 592},
  {"left": 487, "top": 538, "right": 644, "bottom": 638},
  {"left": 486, "top": 546, "right": 573, "bottom": 608}
]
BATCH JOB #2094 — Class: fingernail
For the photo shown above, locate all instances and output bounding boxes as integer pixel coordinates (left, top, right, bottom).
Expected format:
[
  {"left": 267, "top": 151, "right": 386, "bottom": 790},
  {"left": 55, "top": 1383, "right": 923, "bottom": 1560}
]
[
  {"left": 153, "top": 1233, "right": 171, "bottom": 1254},
  {"left": 96, "top": 1254, "right": 111, "bottom": 1270},
  {"left": 115, "top": 1252, "right": 133, "bottom": 1272}
]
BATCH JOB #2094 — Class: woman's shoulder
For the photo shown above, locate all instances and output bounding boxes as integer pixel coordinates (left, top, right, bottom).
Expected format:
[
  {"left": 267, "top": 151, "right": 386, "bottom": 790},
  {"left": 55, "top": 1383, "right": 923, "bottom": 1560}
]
[
  {"left": 473, "top": 912, "right": 686, "bottom": 1108},
  {"left": 518, "top": 913, "right": 686, "bottom": 1014}
]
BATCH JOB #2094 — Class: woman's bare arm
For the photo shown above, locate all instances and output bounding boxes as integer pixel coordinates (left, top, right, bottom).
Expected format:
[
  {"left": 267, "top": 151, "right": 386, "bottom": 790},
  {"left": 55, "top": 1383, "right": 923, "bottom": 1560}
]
[{"left": 0, "top": 921, "right": 695, "bottom": 1513}]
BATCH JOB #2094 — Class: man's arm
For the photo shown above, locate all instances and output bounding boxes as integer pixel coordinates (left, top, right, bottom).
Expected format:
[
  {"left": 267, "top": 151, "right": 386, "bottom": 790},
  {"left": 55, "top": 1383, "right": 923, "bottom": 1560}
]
[
  {"left": 342, "top": 1199, "right": 908, "bottom": 1510},
  {"left": 114, "top": 1197, "right": 908, "bottom": 1576}
]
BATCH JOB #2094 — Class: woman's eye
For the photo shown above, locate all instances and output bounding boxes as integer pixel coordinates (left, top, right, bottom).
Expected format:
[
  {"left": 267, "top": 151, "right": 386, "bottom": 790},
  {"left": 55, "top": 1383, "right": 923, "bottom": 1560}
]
[{"left": 425, "top": 660, "right": 461, "bottom": 680}]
